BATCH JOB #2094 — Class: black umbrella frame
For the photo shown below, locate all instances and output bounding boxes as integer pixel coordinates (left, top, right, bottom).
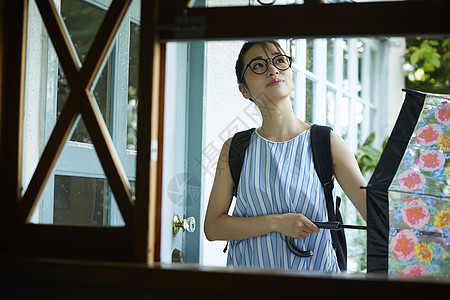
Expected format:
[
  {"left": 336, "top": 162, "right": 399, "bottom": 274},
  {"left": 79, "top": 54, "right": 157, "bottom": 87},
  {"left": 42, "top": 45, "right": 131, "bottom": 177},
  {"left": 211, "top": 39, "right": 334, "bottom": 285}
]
[{"left": 366, "top": 90, "right": 426, "bottom": 273}]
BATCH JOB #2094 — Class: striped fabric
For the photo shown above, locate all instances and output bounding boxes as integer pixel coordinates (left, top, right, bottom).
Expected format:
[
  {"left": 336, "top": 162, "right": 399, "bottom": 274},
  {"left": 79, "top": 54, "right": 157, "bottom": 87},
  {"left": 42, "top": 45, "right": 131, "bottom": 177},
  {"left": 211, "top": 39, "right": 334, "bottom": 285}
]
[{"left": 227, "top": 129, "right": 339, "bottom": 271}]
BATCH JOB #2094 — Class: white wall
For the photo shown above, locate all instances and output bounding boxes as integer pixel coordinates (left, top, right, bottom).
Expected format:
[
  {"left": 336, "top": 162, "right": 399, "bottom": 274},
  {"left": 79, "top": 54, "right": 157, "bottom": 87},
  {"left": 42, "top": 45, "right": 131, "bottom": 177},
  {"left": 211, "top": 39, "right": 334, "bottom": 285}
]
[{"left": 24, "top": 1, "right": 50, "bottom": 223}]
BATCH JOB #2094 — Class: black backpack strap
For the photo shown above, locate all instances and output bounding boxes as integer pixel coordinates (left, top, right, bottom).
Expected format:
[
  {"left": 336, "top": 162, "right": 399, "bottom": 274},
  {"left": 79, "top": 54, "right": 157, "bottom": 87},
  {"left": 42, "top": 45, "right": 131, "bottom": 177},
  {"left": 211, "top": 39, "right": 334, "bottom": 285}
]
[
  {"left": 229, "top": 128, "right": 255, "bottom": 197},
  {"left": 310, "top": 124, "right": 347, "bottom": 271},
  {"left": 310, "top": 125, "right": 335, "bottom": 220}
]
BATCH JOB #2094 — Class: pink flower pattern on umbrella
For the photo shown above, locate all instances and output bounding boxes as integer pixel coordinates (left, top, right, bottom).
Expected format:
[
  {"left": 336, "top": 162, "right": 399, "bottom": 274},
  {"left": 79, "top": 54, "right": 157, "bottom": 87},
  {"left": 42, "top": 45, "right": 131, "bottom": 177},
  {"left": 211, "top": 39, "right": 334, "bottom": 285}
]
[
  {"left": 391, "top": 229, "right": 418, "bottom": 261},
  {"left": 387, "top": 93, "right": 450, "bottom": 277},
  {"left": 401, "top": 198, "right": 429, "bottom": 229},
  {"left": 401, "top": 264, "right": 429, "bottom": 277},
  {"left": 435, "top": 101, "right": 450, "bottom": 125},
  {"left": 416, "top": 150, "right": 445, "bottom": 172},
  {"left": 415, "top": 124, "right": 443, "bottom": 146},
  {"left": 397, "top": 170, "right": 426, "bottom": 192}
]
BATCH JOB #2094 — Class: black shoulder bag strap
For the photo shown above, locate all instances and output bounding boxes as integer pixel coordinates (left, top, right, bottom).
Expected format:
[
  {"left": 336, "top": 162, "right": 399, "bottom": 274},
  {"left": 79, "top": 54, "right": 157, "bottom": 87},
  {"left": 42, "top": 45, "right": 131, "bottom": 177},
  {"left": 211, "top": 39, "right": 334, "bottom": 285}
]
[
  {"left": 229, "top": 128, "right": 255, "bottom": 197},
  {"left": 310, "top": 124, "right": 347, "bottom": 271}
]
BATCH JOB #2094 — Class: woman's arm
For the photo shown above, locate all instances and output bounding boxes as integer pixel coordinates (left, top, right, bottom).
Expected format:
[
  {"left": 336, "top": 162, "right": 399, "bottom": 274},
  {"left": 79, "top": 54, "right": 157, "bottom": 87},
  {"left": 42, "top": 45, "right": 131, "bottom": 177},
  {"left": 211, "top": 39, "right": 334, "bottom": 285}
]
[
  {"left": 204, "top": 138, "right": 319, "bottom": 242},
  {"left": 330, "top": 131, "right": 367, "bottom": 221}
]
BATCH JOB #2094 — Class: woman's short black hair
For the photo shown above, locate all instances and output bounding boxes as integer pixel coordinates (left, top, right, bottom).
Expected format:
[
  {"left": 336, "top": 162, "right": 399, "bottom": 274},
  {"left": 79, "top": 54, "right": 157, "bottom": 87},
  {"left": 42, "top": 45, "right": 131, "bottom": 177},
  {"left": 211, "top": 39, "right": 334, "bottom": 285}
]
[{"left": 235, "top": 40, "right": 285, "bottom": 86}]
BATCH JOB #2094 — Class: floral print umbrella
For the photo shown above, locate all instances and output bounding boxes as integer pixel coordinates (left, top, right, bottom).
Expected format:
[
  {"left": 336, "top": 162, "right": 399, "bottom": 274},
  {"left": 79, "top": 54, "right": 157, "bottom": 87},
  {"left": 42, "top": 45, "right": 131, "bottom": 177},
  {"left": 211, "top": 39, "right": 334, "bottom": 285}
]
[{"left": 367, "top": 90, "right": 449, "bottom": 277}]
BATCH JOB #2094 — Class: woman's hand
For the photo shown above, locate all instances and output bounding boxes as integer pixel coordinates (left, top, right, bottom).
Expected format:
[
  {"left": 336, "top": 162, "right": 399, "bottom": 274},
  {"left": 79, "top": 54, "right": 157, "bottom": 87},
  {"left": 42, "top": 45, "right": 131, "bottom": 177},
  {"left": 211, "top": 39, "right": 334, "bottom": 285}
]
[{"left": 274, "top": 213, "right": 320, "bottom": 239}]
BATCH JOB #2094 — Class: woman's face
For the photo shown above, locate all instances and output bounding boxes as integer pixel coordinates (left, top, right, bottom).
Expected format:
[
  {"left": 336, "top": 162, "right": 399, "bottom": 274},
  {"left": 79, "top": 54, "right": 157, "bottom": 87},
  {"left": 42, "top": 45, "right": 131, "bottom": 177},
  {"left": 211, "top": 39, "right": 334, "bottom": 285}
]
[{"left": 239, "top": 43, "right": 294, "bottom": 104}]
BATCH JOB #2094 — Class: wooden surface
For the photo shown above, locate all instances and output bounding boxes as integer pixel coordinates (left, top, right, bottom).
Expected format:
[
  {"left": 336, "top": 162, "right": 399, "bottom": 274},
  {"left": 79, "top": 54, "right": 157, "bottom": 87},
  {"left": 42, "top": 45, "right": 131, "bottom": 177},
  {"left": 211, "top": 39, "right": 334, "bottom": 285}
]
[
  {"left": 158, "top": 0, "right": 450, "bottom": 41},
  {"left": 0, "top": 255, "right": 449, "bottom": 299},
  {"left": 4, "top": 225, "right": 134, "bottom": 261}
]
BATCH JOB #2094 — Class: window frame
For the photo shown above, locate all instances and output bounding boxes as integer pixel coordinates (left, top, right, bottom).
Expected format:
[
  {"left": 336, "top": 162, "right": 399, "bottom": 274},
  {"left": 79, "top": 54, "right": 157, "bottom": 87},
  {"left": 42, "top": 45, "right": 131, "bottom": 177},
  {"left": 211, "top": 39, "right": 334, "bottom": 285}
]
[
  {"left": 1, "top": 0, "right": 449, "bottom": 279},
  {"left": 1, "top": 0, "right": 138, "bottom": 261},
  {"left": 289, "top": 37, "right": 381, "bottom": 148},
  {"left": 29, "top": 0, "right": 140, "bottom": 226}
]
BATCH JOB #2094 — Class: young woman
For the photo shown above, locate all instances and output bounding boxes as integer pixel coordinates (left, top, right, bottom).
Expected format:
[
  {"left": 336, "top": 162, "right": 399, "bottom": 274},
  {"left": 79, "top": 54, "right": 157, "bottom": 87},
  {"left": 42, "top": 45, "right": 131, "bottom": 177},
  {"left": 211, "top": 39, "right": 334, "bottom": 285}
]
[{"left": 204, "top": 40, "right": 367, "bottom": 271}]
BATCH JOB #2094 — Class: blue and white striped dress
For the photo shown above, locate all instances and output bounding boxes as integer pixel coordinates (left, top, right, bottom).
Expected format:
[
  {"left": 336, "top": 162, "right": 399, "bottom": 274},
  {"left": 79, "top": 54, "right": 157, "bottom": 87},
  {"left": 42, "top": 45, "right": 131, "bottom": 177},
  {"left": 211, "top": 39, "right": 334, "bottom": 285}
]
[{"left": 227, "top": 129, "right": 339, "bottom": 271}]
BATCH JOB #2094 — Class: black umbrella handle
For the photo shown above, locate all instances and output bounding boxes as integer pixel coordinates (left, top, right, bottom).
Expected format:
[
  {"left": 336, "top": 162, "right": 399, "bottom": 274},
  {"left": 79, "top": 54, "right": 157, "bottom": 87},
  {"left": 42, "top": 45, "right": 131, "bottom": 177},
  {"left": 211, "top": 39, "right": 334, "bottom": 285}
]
[
  {"left": 313, "top": 221, "right": 367, "bottom": 231},
  {"left": 314, "top": 221, "right": 341, "bottom": 230},
  {"left": 286, "top": 237, "right": 313, "bottom": 258}
]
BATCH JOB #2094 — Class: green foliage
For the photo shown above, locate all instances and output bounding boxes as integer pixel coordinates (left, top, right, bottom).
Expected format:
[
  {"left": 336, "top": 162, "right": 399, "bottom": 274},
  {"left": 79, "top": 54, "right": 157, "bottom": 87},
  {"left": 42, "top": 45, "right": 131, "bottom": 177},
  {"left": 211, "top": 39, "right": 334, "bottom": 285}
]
[
  {"left": 355, "top": 132, "right": 384, "bottom": 177},
  {"left": 404, "top": 37, "right": 450, "bottom": 94}
]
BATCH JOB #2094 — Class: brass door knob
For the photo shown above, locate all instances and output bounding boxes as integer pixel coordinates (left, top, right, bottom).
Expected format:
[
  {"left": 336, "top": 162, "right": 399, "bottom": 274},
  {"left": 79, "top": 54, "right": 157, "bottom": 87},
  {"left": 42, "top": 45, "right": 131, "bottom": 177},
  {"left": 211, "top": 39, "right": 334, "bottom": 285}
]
[
  {"left": 172, "top": 248, "right": 184, "bottom": 263},
  {"left": 173, "top": 214, "right": 196, "bottom": 234}
]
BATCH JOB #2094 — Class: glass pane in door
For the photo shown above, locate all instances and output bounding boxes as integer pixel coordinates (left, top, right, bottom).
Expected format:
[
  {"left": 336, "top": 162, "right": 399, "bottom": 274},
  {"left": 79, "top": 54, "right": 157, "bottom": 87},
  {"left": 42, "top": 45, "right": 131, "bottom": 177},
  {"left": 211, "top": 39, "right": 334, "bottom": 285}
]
[
  {"left": 61, "top": 0, "right": 108, "bottom": 63},
  {"left": 59, "top": 0, "right": 112, "bottom": 143},
  {"left": 53, "top": 174, "right": 110, "bottom": 226},
  {"left": 29, "top": 117, "right": 125, "bottom": 226},
  {"left": 56, "top": 57, "right": 113, "bottom": 144}
]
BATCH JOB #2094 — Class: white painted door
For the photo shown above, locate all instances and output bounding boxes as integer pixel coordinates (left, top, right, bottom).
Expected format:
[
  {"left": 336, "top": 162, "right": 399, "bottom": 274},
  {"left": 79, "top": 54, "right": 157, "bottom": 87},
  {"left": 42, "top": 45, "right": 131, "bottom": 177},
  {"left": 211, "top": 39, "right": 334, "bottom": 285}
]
[{"left": 160, "top": 42, "right": 205, "bottom": 264}]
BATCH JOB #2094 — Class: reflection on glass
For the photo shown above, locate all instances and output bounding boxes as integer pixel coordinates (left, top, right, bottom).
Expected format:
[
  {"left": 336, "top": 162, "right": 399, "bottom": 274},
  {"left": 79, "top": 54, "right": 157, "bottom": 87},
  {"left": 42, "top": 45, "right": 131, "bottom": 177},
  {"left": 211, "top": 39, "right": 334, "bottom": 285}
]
[
  {"left": 61, "top": 0, "right": 107, "bottom": 63},
  {"left": 29, "top": 117, "right": 126, "bottom": 227},
  {"left": 59, "top": 0, "right": 112, "bottom": 144},
  {"left": 53, "top": 175, "right": 109, "bottom": 226},
  {"left": 54, "top": 177, "right": 131, "bottom": 226},
  {"left": 56, "top": 59, "right": 113, "bottom": 143}
]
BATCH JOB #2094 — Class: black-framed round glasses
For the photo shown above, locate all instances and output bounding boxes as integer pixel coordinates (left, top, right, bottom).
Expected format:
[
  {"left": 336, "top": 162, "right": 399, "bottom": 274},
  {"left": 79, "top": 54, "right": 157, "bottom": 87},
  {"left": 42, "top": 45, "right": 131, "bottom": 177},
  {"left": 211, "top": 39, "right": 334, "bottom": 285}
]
[{"left": 239, "top": 54, "right": 292, "bottom": 84}]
